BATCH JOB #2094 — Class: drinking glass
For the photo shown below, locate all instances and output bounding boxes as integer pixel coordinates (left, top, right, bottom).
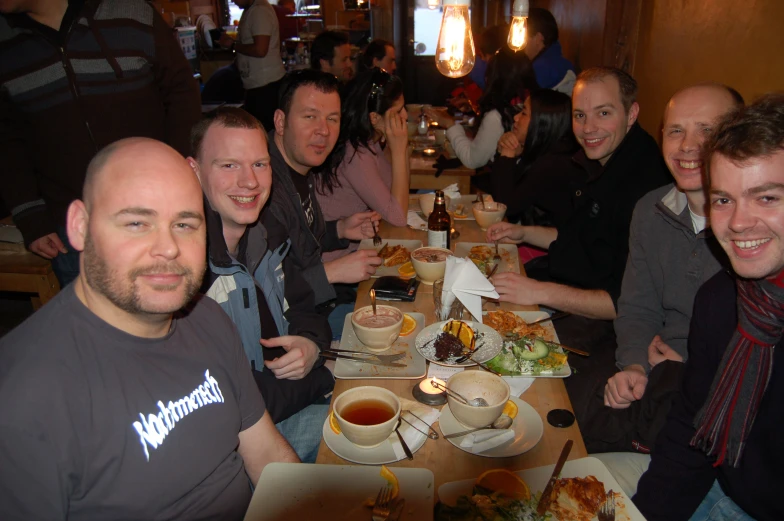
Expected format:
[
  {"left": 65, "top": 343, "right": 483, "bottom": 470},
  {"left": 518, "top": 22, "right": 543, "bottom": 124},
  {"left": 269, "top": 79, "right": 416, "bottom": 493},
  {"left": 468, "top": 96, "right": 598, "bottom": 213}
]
[{"left": 433, "top": 278, "right": 466, "bottom": 321}]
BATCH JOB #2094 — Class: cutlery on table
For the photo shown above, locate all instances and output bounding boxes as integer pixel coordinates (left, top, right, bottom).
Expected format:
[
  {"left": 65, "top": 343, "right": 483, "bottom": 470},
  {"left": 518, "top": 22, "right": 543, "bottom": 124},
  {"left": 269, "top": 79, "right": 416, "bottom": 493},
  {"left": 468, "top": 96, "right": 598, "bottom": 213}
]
[
  {"left": 493, "top": 240, "right": 501, "bottom": 264},
  {"left": 371, "top": 485, "right": 393, "bottom": 521},
  {"left": 322, "top": 348, "right": 405, "bottom": 363},
  {"left": 401, "top": 410, "right": 439, "bottom": 439},
  {"left": 318, "top": 352, "right": 406, "bottom": 368},
  {"left": 597, "top": 489, "right": 616, "bottom": 521},
  {"left": 504, "top": 332, "right": 590, "bottom": 357},
  {"left": 526, "top": 311, "right": 571, "bottom": 326},
  {"left": 394, "top": 418, "right": 414, "bottom": 460},
  {"left": 443, "top": 414, "right": 513, "bottom": 439},
  {"left": 536, "top": 439, "right": 573, "bottom": 516},
  {"left": 372, "top": 220, "right": 382, "bottom": 246}
]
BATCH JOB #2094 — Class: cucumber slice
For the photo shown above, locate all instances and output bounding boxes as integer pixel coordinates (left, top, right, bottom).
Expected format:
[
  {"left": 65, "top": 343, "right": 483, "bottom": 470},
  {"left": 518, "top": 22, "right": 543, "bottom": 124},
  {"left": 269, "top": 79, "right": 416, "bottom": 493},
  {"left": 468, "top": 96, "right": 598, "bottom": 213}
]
[{"left": 519, "top": 338, "right": 549, "bottom": 361}]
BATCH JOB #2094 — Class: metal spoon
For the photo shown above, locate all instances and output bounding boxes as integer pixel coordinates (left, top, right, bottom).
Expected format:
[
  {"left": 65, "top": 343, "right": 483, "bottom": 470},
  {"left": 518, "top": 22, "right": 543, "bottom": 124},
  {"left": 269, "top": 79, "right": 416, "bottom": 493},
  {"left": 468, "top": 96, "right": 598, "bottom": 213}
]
[
  {"left": 370, "top": 288, "right": 377, "bottom": 315},
  {"left": 394, "top": 418, "right": 414, "bottom": 460},
  {"left": 431, "top": 379, "right": 489, "bottom": 407},
  {"left": 444, "top": 414, "right": 513, "bottom": 439},
  {"left": 481, "top": 193, "right": 487, "bottom": 210}
]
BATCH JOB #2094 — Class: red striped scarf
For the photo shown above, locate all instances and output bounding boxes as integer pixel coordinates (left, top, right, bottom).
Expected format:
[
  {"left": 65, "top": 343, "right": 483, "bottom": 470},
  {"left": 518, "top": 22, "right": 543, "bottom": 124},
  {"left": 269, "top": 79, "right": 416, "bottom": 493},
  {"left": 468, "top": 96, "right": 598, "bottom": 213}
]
[{"left": 690, "top": 272, "right": 782, "bottom": 468}]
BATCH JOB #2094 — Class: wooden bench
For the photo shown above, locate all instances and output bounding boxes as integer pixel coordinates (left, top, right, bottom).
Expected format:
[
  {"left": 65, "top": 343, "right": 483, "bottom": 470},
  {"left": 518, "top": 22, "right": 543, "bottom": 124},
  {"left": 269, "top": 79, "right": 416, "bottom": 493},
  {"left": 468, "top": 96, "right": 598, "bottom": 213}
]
[{"left": 0, "top": 242, "right": 60, "bottom": 310}]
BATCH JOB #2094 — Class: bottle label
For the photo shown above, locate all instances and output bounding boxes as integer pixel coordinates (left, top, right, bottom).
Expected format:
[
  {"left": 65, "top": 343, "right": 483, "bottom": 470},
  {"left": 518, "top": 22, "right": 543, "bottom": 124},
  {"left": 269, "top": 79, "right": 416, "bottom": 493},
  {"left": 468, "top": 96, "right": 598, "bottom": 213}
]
[{"left": 428, "top": 230, "right": 448, "bottom": 249}]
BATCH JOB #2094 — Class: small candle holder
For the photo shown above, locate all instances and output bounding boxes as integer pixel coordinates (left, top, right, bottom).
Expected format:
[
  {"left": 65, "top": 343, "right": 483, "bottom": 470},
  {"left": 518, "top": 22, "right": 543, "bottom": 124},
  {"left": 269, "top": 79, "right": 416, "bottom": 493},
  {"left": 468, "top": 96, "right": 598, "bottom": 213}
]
[
  {"left": 413, "top": 377, "right": 447, "bottom": 406},
  {"left": 422, "top": 148, "right": 438, "bottom": 158}
]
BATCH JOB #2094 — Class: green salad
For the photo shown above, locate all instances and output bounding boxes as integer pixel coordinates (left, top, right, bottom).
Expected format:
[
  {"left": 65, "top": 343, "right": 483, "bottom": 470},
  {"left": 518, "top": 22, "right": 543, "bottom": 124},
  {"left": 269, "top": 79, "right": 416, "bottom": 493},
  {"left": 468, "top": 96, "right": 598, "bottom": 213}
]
[
  {"left": 435, "top": 485, "right": 546, "bottom": 521},
  {"left": 485, "top": 336, "right": 568, "bottom": 376}
]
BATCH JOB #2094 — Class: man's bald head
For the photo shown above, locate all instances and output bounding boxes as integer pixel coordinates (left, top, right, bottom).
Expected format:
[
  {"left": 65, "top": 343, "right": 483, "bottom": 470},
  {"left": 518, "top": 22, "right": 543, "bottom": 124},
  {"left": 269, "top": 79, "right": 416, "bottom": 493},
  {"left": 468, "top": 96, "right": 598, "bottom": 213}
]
[{"left": 664, "top": 83, "right": 744, "bottom": 124}]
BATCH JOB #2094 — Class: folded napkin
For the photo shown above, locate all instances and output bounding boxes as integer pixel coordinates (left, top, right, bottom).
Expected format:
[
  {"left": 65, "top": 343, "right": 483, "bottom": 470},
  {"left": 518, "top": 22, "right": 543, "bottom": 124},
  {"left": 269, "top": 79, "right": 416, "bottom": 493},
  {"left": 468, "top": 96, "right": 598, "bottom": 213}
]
[
  {"left": 443, "top": 257, "right": 499, "bottom": 322},
  {"left": 390, "top": 398, "right": 439, "bottom": 460},
  {"left": 407, "top": 210, "right": 427, "bottom": 230},
  {"left": 504, "top": 377, "right": 535, "bottom": 397},
  {"left": 458, "top": 428, "right": 516, "bottom": 454},
  {"left": 441, "top": 183, "right": 461, "bottom": 202}
]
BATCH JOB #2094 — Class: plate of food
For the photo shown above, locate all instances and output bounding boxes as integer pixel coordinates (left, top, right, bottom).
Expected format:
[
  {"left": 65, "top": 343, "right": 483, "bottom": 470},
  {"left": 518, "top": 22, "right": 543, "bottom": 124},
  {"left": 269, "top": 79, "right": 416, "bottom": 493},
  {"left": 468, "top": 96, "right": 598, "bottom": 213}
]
[
  {"left": 245, "top": 463, "right": 434, "bottom": 521},
  {"left": 454, "top": 242, "right": 520, "bottom": 275},
  {"left": 414, "top": 319, "right": 504, "bottom": 367},
  {"left": 482, "top": 310, "right": 571, "bottom": 378},
  {"left": 358, "top": 239, "right": 422, "bottom": 278},
  {"left": 436, "top": 457, "right": 644, "bottom": 521},
  {"left": 409, "top": 194, "right": 478, "bottom": 220}
]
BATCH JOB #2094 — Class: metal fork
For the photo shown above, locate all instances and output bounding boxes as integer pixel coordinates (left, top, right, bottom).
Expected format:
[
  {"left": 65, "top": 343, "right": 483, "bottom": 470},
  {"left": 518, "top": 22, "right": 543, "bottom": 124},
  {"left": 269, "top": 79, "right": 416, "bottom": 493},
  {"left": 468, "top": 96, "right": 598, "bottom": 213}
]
[
  {"left": 372, "top": 220, "right": 382, "bottom": 246},
  {"left": 493, "top": 240, "right": 502, "bottom": 264},
  {"left": 324, "top": 349, "right": 406, "bottom": 363},
  {"left": 372, "top": 485, "right": 393, "bottom": 521},
  {"left": 597, "top": 490, "right": 615, "bottom": 521}
]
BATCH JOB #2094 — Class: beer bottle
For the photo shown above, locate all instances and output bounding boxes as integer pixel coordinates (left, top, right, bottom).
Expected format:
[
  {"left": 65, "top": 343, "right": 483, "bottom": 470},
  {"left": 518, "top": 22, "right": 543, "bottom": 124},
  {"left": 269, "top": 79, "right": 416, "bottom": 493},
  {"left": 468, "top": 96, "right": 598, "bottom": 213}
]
[{"left": 428, "top": 190, "right": 451, "bottom": 249}]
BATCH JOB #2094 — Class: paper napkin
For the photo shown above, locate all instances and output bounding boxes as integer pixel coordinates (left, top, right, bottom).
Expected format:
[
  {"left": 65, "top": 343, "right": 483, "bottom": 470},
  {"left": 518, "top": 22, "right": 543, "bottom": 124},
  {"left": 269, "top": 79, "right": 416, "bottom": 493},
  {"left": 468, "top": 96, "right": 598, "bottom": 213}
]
[
  {"left": 443, "top": 257, "right": 499, "bottom": 322},
  {"left": 504, "top": 377, "right": 535, "bottom": 397},
  {"left": 390, "top": 398, "right": 439, "bottom": 460},
  {"left": 407, "top": 210, "right": 428, "bottom": 230},
  {"left": 458, "top": 428, "right": 515, "bottom": 454}
]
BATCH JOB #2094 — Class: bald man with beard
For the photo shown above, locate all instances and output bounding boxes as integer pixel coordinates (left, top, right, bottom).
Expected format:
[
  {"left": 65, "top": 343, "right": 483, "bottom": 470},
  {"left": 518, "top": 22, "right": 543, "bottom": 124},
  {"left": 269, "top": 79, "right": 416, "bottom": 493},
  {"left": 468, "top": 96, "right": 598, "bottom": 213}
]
[{"left": 0, "top": 138, "right": 297, "bottom": 521}]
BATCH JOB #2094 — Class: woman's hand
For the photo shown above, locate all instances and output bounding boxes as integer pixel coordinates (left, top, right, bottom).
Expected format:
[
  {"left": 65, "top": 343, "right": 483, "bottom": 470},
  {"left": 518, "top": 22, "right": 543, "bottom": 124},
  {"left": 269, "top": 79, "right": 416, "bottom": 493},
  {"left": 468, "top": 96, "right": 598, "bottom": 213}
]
[
  {"left": 384, "top": 107, "right": 408, "bottom": 154},
  {"left": 424, "top": 107, "right": 455, "bottom": 129},
  {"left": 497, "top": 132, "right": 523, "bottom": 158}
]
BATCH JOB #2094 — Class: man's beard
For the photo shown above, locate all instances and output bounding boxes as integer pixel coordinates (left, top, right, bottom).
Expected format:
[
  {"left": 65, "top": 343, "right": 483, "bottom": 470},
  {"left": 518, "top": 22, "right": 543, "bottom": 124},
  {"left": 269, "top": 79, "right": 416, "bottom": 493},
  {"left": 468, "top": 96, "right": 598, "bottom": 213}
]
[{"left": 82, "top": 234, "right": 205, "bottom": 316}]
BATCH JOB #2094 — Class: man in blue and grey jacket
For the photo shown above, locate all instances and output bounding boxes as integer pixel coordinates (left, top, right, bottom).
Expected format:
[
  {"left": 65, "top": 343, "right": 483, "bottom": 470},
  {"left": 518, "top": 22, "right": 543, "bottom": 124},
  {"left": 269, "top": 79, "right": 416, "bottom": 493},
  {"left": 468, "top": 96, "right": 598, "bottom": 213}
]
[{"left": 188, "top": 107, "right": 333, "bottom": 463}]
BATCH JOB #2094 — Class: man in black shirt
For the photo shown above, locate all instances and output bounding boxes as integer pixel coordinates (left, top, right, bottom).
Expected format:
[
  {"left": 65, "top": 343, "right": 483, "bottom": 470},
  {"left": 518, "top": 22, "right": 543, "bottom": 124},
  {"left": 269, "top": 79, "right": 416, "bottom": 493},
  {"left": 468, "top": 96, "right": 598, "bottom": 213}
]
[
  {"left": 267, "top": 70, "right": 382, "bottom": 308},
  {"left": 0, "top": 138, "right": 297, "bottom": 520},
  {"left": 634, "top": 93, "right": 784, "bottom": 521}
]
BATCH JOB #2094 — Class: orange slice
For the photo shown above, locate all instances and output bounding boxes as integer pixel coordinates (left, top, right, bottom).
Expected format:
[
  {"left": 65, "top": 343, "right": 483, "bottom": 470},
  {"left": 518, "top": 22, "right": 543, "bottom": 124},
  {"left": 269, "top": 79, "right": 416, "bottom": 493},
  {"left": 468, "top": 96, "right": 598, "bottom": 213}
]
[
  {"left": 328, "top": 410, "right": 341, "bottom": 435},
  {"left": 442, "top": 320, "right": 476, "bottom": 350},
  {"left": 400, "top": 314, "right": 417, "bottom": 336},
  {"left": 398, "top": 261, "right": 415, "bottom": 278},
  {"left": 502, "top": 400, "right": 518, "bottom": 420},
  {"left": 364, "top": 465, "right": 400, "bottom": 507},
  {"left": 475, "top": 469, "right": 531, "bottom": 500}
]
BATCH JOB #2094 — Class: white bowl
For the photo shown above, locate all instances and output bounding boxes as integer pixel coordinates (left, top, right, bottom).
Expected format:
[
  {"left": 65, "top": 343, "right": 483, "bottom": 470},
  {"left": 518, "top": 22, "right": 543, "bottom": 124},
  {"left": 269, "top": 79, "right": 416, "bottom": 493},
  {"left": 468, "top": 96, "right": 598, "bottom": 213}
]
[
  {"left": 419, "top": 193, "right": 452, "bottom": 218},
  {"left": 333, "top": 386, "right": 402, "bottom": 448},
  {"left": 446, "top": 371, "right": 510, "bottom": 429},
  {"left": 472, "top": 201, "right": 507, "bottom": 230},
  {"left": 410, "top": 247, "right": 452, "bottom": 285},
  {"left": 351, "top": 305, "right": 404, "bottom": 352}
]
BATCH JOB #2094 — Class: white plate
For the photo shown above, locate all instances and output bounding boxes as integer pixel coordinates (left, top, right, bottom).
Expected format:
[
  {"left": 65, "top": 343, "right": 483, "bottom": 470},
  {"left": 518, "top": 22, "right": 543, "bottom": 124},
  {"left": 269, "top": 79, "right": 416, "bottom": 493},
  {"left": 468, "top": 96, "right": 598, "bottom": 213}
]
[
  {"left": 438, "top": 456, "right": 645, "bottom": 521},
  {"left": 438, "top": 396, "right": 543, "bottom": 458},
  {"left": 454, "top": 242, "right": 521, "bottom": 274},
  {"left": 358, "top": 239, "right": 423, "bottom": 278},
  {"left": 483, "top": 310, "right": 572, "bottom": 379},
  {"left": 334, "top": 313, "right": 427, "bottom": 380},
  {"left": 244, "top": 463, "right": 434, "bottom": 521},
  {"left": 414, "top": 320, "right": 503, "bottom": 367},
  {"left": 322, "top": 414, "right": 429, "bottom": 465}
]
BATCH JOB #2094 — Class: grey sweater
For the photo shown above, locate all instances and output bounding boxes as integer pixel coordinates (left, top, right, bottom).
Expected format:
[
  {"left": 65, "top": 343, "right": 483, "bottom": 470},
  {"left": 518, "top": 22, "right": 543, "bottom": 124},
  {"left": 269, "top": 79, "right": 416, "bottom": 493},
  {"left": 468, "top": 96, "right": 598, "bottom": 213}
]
[{"left": 614, "top": 184, "right": 728, "bottom": 372}]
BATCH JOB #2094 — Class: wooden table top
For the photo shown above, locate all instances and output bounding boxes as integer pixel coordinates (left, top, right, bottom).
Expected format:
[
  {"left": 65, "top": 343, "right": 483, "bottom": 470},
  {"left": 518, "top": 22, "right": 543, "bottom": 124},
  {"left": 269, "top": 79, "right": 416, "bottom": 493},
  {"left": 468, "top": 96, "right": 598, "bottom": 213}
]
[
  {"left": 315, "top": 218, "right": 587, "bottom": 496},
  {"left": 409, "top": 153, "right": 474, "bottom": 176}
]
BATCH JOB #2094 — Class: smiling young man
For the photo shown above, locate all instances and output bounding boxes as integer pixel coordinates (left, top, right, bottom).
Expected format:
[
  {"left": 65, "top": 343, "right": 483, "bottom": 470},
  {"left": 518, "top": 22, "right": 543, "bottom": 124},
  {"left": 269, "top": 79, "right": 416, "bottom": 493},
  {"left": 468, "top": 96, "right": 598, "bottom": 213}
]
[
  {"left": 310, "top": 30, "right": 354, "bottom": 83},
  {"left": 189, "top": 108, "right": 334, "bottom": 463},
  {"left": 634, "top": 93, "right": 784, "bottom": 521},
  {"left": 487, "top": 67, "right": 671, "bottom": 415},
  {"left": 266, "top": 70, "right": 381, "bottom": 315},
  {"left": 0, "top": 138, "right": 297, "bottom": 520}
]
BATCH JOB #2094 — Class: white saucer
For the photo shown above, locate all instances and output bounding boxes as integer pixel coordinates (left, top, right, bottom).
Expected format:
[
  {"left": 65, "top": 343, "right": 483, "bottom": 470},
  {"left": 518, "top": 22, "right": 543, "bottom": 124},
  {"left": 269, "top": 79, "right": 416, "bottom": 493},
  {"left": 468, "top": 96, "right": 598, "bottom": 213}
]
[
  {"left": 322, "top": 416, "right": 428, "bottom": 465},
  {"left": 438, "top": 396, "right": 543, "bottom": 458}
]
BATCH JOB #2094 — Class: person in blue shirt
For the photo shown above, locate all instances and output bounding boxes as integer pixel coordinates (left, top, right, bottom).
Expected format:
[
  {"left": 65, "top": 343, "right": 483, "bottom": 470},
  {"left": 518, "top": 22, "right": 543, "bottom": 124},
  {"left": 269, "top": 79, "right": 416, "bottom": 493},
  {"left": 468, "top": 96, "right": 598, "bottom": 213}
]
[{"left": 524, "top": 8, "right": 576, "bottom": 95}]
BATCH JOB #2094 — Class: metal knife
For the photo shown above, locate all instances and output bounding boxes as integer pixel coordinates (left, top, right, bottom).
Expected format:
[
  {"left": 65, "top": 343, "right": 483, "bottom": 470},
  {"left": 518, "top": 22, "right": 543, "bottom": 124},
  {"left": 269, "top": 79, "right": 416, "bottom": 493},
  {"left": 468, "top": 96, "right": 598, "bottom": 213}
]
[
  {"left": 536, "top": 439, "right": 574, "bottom": 516},
  {"left": 318, "top": 352, "right": 406, "bottom": 368},
  {"left": 527, "top": 311, "right": 570, "bottom": 326}
]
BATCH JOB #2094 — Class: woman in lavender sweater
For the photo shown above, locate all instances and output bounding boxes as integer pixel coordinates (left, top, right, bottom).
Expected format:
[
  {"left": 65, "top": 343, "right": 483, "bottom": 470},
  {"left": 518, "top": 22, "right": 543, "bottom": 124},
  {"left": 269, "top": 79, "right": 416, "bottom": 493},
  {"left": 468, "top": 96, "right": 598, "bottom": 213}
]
[{"left": 315, "top": 68, "right": 409, "bottom": 261}]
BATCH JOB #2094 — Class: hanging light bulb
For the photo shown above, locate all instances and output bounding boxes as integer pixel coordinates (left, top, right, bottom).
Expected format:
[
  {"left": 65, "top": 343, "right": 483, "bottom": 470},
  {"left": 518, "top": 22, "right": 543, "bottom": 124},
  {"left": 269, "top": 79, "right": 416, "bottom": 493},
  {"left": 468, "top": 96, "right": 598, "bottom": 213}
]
[
  {"left": 435, "top": 0, "right": 475, "bottom": 78},
  {"left": 508, "top": 0, "right": 529, "bottom": 51},
  {"left": 428, "top": 0, "right": 439, "bottom": 10}
]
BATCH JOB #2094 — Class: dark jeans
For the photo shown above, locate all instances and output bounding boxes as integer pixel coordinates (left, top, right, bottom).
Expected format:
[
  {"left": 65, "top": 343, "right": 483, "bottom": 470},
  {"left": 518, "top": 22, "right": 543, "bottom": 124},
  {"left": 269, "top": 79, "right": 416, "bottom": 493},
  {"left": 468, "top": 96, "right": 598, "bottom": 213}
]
[
  {"left": 243, "top": 78, "right": 283, "bottom": 132},
  {"left": 51, "top": 226, "right": 80, "bottom": 288}
]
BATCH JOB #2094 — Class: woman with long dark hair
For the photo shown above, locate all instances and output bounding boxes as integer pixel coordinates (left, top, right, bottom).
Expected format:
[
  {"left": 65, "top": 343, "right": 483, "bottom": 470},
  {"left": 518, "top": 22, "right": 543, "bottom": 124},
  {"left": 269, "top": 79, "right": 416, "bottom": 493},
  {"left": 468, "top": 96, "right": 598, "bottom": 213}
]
[
  {"left": 426, "top": 47, "right": 539, "bottom": 169},
  {"left": 315, "top": 67, "right": 409, "bottom": 261},
  {"left": 489, "top": 88, "right": 583, "bottom": 228}
]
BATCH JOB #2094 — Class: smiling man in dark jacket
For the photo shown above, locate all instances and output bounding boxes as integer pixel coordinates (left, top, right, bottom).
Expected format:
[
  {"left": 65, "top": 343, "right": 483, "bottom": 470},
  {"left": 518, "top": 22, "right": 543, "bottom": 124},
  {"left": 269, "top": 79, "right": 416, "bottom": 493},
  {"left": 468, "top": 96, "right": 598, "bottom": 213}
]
[
  {"left": 189, "top": 107, "right": 333, "bottom": 463},
  {"left": 0, "top": 0, "right": 201, "bottom": 286}
]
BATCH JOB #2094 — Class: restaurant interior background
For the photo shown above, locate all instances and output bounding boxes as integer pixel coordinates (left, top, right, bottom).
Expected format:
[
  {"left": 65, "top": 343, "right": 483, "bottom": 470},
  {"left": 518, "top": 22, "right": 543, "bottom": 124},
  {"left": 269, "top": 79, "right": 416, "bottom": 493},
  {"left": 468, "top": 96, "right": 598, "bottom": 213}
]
[{"left": 1, "top": 0, "right": 783, "bottom": 335}]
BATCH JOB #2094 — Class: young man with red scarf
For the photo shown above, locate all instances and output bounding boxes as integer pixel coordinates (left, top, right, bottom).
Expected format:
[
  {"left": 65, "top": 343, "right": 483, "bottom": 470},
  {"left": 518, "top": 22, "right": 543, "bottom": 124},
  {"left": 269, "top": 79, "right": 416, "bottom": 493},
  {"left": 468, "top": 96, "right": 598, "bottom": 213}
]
[{"left": 633, "top": 93, "right": 784, "bottom": 521}]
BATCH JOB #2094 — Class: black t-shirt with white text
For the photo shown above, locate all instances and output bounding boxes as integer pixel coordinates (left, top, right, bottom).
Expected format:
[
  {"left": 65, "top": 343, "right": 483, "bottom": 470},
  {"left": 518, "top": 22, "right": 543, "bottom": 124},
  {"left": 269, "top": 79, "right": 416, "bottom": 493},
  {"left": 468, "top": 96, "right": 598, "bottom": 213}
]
[
  {"left": 287, "top": 165, "right": 315, "bottom": 230},
  {"left": 0, "top": 286, "right": 265, "bottom": 520}
]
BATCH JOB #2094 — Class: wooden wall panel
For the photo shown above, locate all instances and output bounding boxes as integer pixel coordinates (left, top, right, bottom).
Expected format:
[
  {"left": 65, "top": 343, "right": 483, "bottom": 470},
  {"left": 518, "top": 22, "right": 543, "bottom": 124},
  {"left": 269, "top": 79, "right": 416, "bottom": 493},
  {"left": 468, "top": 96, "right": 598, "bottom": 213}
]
[
  {"left": 634, "top": 0, "right": 784, "bottom": 135},
  {"left": 531, "top": 0, "right": 607, "bottom": 70}
]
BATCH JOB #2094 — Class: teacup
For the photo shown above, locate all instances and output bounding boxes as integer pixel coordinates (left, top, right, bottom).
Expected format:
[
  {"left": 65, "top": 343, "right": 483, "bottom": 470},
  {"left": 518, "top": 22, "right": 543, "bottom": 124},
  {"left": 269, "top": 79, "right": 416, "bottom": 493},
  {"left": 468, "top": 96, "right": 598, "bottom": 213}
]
[
  {"left": 333, "top": 386, "right": 402, "bottom": 448},
  {"left": 351, "top": 305, "right": 404, "bottom": 352},
  {"left": 472, "top": 201, "right": 507, "bottom": 230},
  {"left": 446, "top": 371, "right": 510, "bottom": 428},
  {"left": 410, "top": 247, "right": 452, "bottom": 285},
  {"left": 419, "top": 193, "right": 452, "bottom": 217}
]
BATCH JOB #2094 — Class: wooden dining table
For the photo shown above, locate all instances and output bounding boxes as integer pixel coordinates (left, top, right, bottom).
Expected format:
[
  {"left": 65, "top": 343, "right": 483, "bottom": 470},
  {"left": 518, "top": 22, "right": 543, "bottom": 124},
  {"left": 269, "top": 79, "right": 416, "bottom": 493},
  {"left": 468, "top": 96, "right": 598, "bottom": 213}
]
[
  {"left": 315, "top": 217, "right": 588, "bottom": 498},
  {"left": 409, "top": 151, "right": 474, "bottom": 195}
]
